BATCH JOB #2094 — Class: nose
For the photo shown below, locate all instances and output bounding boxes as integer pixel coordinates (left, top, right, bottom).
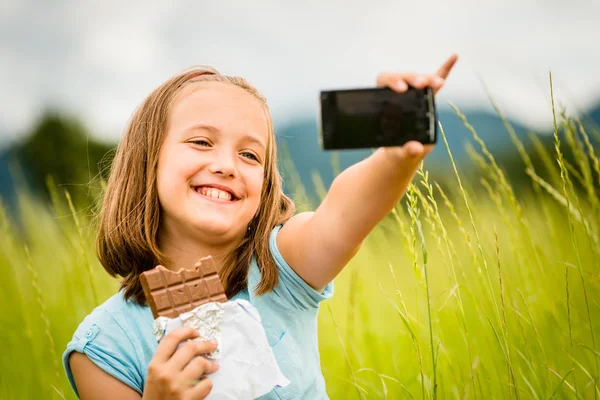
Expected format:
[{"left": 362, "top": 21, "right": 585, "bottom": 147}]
[{"left": 207, "top": 150, "right": 237, "bottom": 177}]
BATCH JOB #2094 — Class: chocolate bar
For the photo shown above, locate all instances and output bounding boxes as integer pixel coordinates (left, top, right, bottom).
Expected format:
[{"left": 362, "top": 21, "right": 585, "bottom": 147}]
[{"left": 140, "top": 256, "right": 228, "bottom": 319}]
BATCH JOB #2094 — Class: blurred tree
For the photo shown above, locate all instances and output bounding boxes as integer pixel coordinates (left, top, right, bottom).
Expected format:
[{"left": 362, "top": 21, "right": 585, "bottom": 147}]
[{"left": 17, "top": 111, "right": 115, "bottom": 207}]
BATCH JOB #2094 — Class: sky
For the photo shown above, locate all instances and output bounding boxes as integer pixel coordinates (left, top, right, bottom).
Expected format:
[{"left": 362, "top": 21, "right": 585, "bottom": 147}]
[{"left": 1, "top": 0, "right": 599, "bottom": 146}]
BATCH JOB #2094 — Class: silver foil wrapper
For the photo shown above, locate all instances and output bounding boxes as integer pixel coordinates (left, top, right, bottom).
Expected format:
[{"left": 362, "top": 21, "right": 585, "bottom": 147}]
[
  {"left": 152, "top": 302, "right": 225, "bottom": 360},
  {"left": 153, "top": 316, "right": 170, "bottom": 342}
]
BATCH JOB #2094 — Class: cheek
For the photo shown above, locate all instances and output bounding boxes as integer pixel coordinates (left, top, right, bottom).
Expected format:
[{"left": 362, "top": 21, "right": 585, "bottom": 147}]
[
  {"left": 155, "top": 167, "right": 174, "bottom": 209},
  {"left": 250, "top": 171, "right": 265, "bottom": 198},
  {"left": 158, "top": 151, "right": 197, "bottom": 186},
  {"left": 156, "top": 154, "right": 190, "bottom": 205}
]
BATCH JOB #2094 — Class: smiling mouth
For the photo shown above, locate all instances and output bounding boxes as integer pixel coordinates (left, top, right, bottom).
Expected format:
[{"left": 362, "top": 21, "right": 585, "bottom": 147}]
[{"left": 193, "top": 186, "right": 238, "bottom": 202}]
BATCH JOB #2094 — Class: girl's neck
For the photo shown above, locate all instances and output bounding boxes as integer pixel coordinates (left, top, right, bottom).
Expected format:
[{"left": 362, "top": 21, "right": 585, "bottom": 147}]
[{"left": 157, "top": 226, "right": 241, "bottom": 273}]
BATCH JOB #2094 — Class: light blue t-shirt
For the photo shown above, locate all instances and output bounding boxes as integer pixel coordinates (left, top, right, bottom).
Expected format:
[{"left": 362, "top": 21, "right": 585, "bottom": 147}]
[{"left": 63, "top": 225, "right": 333, "bottom": 399}]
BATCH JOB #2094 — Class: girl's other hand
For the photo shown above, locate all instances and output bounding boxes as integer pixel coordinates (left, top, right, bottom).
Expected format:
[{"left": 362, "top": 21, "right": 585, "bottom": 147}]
[
  {"left": 376, "top": 53, "right": 458, "bottom": 95},
  {"left": 142, "top": 327, "right": 219, "bottom": 400},
  {"left": 375, "top": 54, "right": 458, "bottom": 164}
]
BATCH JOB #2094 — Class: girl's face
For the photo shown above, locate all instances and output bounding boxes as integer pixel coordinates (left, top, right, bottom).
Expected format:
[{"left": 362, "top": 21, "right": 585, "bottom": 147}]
[{"left": 156, "top": 81, "right": 269, "bottom": 243}]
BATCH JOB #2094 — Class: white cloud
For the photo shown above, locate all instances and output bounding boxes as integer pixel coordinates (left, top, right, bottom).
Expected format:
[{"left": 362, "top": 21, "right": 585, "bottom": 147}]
[{"left": 0, "top": 0, "right": 598, "bottom": 145}]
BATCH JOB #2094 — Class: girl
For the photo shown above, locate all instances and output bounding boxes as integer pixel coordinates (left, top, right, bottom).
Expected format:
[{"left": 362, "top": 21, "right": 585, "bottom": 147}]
[{"left": 63, "top": 55, "right": 457, "bottom": 399}]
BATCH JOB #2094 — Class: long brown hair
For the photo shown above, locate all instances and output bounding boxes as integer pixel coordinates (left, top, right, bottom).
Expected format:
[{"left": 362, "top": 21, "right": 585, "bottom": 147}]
[{"left": 96, "top": 66, "right": 295, "bottom": 305}]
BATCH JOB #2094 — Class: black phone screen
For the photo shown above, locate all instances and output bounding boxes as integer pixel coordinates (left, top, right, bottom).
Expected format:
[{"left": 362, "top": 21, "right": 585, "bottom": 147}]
[{"left": 319, "top": 86, "right": 436, "bottom": 150}]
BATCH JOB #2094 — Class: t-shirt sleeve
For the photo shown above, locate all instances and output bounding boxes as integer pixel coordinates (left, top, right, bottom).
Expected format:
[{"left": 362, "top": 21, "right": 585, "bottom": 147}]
[
  {"left": 268, "top": 224, "right": 334, "bottom": 311},
  {"left": 62, "top": 310, "right": 144, "bottom": 398}
]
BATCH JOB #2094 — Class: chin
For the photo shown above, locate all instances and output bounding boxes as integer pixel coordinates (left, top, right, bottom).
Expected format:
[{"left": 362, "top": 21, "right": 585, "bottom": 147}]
[{"left": 191, "top": 217, "right": 246, "bottom": 239}]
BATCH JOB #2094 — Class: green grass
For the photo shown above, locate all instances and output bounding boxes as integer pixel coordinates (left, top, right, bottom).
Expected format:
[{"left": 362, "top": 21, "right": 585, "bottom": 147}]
[{"left": 2, "top": 94, "right": 600, "bottom": 399}]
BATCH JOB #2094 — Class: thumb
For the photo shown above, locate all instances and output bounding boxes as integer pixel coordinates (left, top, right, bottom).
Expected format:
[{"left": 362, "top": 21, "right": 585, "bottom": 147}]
[{"left": 404, "top": 141, "right": 425, "bottom": 159}]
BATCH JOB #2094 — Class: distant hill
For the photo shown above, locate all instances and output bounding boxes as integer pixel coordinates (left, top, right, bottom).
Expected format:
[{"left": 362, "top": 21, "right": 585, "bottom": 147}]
[
  {"left": 276, "top": 107, "right": 530, "bottom": 195},
  {"left": 588, "top": 104, "right": 600, "bottom": 128},
  {"left": 0, "top": 148, "right": 18, "bottom": 212}
]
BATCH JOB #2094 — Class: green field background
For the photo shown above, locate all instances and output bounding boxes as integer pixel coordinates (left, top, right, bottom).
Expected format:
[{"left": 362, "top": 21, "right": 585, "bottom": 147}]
[{"left": 2, "top": 103, "right": 600, "bottom": 399}]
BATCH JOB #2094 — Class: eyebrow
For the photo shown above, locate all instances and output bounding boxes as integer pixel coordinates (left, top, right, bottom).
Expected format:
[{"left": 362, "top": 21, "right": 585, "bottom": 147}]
[{"left": 184, "top": 124, "right": 266, "bottom": 150}]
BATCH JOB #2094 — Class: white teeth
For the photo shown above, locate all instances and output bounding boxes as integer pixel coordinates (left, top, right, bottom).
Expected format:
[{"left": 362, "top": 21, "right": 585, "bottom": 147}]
[{"left": 197, "top": 187, "right": 233, "bottom": 201}]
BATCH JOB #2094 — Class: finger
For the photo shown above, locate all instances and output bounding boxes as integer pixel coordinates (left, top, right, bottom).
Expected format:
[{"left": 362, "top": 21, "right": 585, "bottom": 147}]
[
  {"left": 154, "top": 327, "right": 200, "bottom": 363},
  {"left": 378, "top": 72, "right": 441, "bottom": 93},
  {"left": 431, "top": 76, "right": 445, "bottom": 93},
  {"left": 376, "top": 72, "right": 409, "bottom": 92},
  {"left": 376, "top": 72, "right": 397, "bottom": 87},
  {"left": 383, "top": 141, "right": 426, "bottom": 163},
  {"left": 168, "top": 340, "right": 218, "bottom": 371},
  {"left": 377, "top": 72, "right": 438, "bottom": 91},
  {"left": 404, "top": 141, "right": 426, "bottom": 159},
  {"left": 435, "top": 53, "right": 458, "bottom": 80},
  {"left": 187, "top": 377, "right": 214, "bottom": 399},
  {"left": 402, "top": 74, "right": 432, "bottom": 89},
  {"left": 181, "top": 356, "right": 219, "bottom": 382}
]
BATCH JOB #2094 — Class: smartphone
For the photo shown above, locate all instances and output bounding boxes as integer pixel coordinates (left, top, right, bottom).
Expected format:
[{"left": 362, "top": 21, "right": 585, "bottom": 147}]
[{"left": 318, "top": 86, "right": 436, "bottom": 150}]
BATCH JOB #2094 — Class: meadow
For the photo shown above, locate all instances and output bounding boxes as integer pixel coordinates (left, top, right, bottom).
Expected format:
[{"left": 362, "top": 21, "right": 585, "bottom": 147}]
[{"left": 1, "top": 81, "right": 599, "bottom": 399}]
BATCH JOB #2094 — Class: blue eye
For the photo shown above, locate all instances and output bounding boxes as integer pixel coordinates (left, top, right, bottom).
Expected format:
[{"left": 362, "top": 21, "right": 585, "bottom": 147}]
[
  {"left": 241, "top": 152, "right": 259, "bottom": 161},
  {"left": 191, "top": 139, "right": 211, "bottom": 147}
]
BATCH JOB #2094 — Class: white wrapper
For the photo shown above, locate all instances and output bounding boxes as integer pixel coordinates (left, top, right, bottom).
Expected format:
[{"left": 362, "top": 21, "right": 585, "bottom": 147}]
[{"left": 151, "top": 299, "right": 290, "bottom": 398}]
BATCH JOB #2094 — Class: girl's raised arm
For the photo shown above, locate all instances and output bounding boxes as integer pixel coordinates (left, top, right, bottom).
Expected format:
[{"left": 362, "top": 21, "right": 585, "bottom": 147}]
[{"left": 277, "top": 55, "right": 458, "bottom": 293}]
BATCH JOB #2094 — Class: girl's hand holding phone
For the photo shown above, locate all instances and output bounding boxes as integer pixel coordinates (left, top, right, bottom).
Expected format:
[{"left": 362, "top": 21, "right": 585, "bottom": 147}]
[
  {"left": 375, "top": 54, "right": 458, "bottom": 164},
  {"left": 142, "top": 327, "right": 219, "bottom": 400},
  {"left": 275, "top": 53, "right": 460, "bottom": 294}
]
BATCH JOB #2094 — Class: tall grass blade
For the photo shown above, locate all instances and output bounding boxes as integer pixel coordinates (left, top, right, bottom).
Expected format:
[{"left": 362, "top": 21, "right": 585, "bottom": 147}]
[
  {"left": 550, "top": 73, "right": 596, "bottom": 392},
  {"left": 548, "top": 368, "right": 575, "bottom": 399},
  {"left": 327, "top": 304, "right": 365, "bottom": 400}
]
